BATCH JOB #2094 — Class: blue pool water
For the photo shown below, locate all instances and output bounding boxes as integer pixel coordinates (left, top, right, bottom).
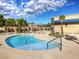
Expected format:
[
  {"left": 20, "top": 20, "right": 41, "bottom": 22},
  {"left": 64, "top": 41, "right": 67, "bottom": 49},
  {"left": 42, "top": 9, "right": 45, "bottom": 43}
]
[{"left": 5, "top": 35, "right": 60, "bottom": 50}]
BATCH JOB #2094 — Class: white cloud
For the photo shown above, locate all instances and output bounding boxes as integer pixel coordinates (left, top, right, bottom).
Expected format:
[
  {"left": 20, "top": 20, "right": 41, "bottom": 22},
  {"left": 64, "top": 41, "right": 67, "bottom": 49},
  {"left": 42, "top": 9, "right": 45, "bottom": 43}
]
[
  {"left": 23, "top": 0, "right": 67, "bottom": 16},
  {"left": 0, "top": 0, "right": 18, "bottom": 18},
  {"left": 66, "top": 2, "right": 75, "bottom": 6},
  {"left": 0, "top": 0, "right": 69, "bottom": 18},
  {"left": 24, "top": 8, "right": 34, "bottom": 12}
]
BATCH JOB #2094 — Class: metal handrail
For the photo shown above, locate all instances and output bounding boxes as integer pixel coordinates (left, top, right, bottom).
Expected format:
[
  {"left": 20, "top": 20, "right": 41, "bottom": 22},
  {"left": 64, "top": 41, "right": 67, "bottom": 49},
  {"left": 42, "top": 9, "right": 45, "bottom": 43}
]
[
  {"left": 47, "top": 32, "right": 62, "bottom": 50},
  {"left": 47, "top": 37, "right": 58, "bottom": 49}
]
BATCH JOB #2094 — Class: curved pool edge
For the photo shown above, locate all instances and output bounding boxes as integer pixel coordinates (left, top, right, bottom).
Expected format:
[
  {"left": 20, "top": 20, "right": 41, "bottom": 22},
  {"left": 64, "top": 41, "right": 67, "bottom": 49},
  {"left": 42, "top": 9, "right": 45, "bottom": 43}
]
[
  {"left": 5, "top": 35, "right": 60, "bottom": 51},
  {"left": 3, "top": 34, "right": 60, "bottom": 55}
]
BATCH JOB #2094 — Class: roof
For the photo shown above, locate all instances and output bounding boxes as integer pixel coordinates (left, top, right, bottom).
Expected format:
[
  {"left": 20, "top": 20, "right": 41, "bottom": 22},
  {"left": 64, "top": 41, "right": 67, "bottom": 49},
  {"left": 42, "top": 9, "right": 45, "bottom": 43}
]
[{"left": 54, "top": 19, "right": 79, "bottom": 25}]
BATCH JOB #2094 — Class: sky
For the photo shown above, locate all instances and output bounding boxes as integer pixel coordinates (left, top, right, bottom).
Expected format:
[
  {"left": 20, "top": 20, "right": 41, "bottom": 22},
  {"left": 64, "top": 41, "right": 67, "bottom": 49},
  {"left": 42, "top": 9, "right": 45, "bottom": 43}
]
[{"left": 0, "top": 0, "right": 79, "bottom": 24}]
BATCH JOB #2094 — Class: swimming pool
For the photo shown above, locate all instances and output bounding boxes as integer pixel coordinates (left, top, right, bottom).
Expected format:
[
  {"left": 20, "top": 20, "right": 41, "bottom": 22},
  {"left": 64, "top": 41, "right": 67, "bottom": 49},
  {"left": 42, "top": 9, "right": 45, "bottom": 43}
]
[{"left": 5, "top": 35, "right": 60, "bottom": 50}]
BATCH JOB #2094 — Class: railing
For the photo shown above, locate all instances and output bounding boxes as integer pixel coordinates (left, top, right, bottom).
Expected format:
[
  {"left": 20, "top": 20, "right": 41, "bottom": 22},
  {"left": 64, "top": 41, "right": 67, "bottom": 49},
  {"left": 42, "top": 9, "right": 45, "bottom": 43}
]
[
  {"left": 47, "top": 32, "right": 62, "bottom": 50},
  {"left": 47, "top": 37, "right": 58, "bottom": 49}
]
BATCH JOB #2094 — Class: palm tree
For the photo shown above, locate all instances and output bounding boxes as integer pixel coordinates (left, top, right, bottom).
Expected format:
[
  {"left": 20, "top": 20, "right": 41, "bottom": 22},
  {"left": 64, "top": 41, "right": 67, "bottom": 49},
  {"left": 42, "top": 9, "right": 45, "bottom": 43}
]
[
  {"left": 59, "top": 15, "right": 65, "bottom": 36},
  {"left": 59, "top": 15, "right": 65, "bottom": 50},
  {"left": 51, "top": 18, "right": 55, "bottom": 35}
]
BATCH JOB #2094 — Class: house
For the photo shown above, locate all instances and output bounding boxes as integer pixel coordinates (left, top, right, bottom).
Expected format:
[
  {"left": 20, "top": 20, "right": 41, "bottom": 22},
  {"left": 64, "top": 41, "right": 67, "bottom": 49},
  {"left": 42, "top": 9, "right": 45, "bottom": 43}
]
[{"left": 53, "top": 14, "right": 79, "bottom": 34}]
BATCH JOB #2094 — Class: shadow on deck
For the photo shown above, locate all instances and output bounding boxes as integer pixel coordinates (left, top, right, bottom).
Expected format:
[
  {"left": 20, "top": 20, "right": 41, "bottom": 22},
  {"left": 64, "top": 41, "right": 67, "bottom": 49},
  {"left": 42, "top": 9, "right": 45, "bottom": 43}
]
[{"left": 64, "top": 35, "right": 79, "bottom": 45}]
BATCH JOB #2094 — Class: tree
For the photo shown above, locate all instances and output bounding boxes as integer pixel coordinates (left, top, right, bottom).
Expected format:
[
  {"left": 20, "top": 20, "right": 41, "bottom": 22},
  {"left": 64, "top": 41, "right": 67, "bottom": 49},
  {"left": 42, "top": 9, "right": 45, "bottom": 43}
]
[
  {"left": 5, "top": 18, "right": 15, "bottom": 26},
  {"left": 16, "top": 18, "right": 28, "bottom": 27},
  {"left": 59, "top": 15, "right": 65, "bottom": 51},
  {"left": 0, "top": 14, "right": 5, "bottom": 27},
  {"left": 59, "top": 15, "right": 65, "bottom": 36},
  {"left": 51, "top": 18, "right": 55, "bottom": 35},
  {"left": 16, "top": 18, "right": 28, "bottom": 32},
  {"left": 47, "top": 23, "right": 51, "bottom": 27}
]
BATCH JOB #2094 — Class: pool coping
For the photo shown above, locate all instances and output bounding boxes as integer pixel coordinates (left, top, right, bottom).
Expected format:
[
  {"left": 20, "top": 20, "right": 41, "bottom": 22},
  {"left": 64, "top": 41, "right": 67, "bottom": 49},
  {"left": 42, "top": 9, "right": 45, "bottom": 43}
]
[{"left": 3, "top": 34, "right": 59, "bottom": 55}]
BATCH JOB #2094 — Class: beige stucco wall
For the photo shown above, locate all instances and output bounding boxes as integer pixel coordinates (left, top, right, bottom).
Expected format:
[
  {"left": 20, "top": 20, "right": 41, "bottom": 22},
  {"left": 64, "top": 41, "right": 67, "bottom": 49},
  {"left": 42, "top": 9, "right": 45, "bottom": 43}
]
[
  {"left": 53, "top": 14, "right": 79, "bottom": 34},
  {"left": 54, "top": 14, "right": 79, "bottom": 20},
  {"left": 53, "top": 24, "right": 79, "bottom": 34}
]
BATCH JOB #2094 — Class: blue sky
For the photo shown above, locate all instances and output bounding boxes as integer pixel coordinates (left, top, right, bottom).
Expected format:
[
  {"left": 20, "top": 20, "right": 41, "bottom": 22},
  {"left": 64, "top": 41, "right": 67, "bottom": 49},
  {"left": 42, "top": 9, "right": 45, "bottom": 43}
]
[{"left": 0, "top": 0, "right": 79, "bottom": 24}]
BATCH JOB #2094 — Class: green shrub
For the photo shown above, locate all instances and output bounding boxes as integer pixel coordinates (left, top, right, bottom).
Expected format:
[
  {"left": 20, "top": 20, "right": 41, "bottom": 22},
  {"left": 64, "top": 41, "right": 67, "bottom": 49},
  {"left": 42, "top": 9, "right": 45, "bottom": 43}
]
[
  {"left": 49, "top": 32, "right": 55, "bottom": 36},
  {"left": 16, "top": 27, "right": 21, "bottom": 33}
]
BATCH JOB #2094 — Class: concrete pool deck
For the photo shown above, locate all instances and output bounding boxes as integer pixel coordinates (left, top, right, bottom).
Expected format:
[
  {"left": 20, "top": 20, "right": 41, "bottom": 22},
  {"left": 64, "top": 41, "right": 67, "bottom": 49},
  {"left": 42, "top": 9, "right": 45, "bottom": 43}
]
[{"left": 0, "top": 32, "right": 79, "bottom": 59}]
